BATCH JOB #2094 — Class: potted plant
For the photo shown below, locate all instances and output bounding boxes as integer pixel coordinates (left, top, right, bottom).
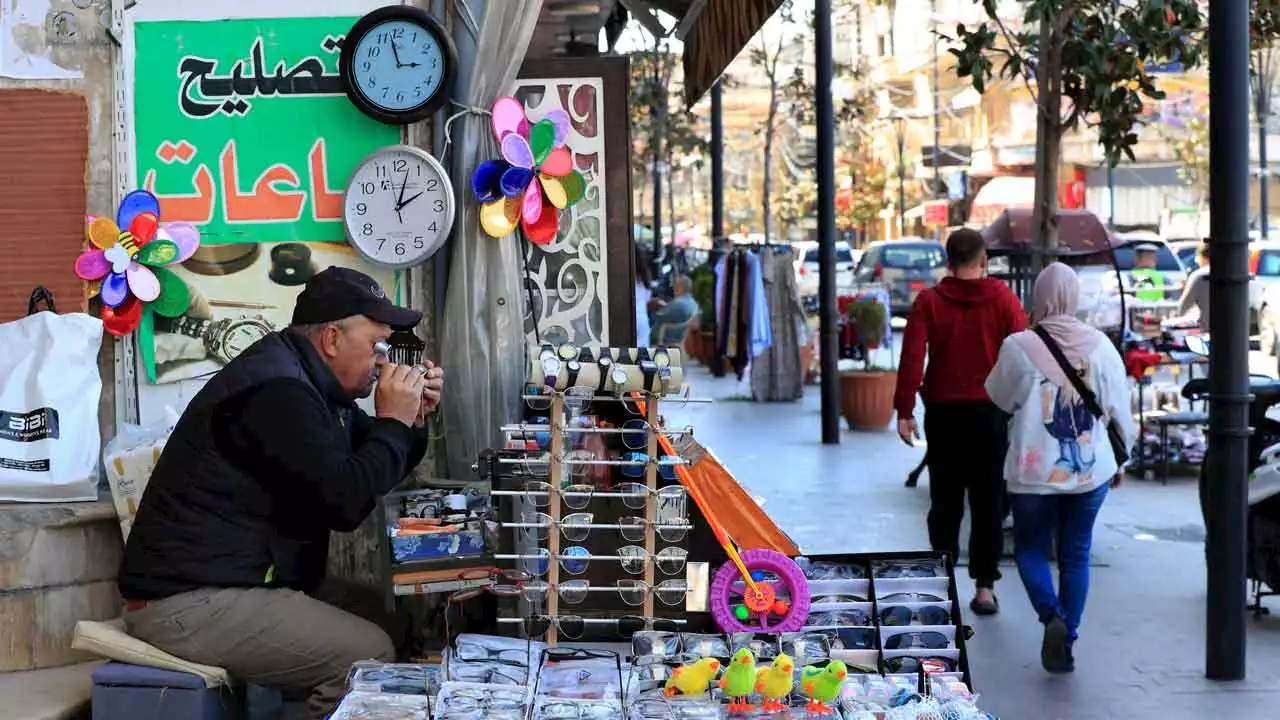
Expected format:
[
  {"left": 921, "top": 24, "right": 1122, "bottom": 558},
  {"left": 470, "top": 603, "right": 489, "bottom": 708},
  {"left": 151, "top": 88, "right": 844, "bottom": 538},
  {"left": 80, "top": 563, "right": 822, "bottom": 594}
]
[
  {"left": 690, "top": 265, "right": 718, "bottom": 365},
  {"left": 840, "top": 295, "right": 896, "bottom": 431}
]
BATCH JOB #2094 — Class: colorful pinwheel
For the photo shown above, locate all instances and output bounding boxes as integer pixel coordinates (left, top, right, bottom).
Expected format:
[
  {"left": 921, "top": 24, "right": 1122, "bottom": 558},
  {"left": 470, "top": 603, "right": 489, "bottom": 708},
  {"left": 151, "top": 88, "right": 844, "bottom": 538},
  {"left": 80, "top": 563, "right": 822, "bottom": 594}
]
[
  {"left": 471, "top": 96, "right": 587, "bottom": 244},
  {"left": 75, "top": 189, "right": 201, "bottom": 336}
]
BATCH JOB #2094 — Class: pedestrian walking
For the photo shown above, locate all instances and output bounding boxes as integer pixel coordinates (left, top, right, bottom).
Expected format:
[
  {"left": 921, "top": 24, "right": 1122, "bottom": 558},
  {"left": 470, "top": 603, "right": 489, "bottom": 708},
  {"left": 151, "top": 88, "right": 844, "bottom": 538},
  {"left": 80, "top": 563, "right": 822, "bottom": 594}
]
[
  {"left": 894, "top": 228, "right": 1026, "bottom": 615},
  {"left": 984, "top": 262, "right": 1136, "bottom": 673}
]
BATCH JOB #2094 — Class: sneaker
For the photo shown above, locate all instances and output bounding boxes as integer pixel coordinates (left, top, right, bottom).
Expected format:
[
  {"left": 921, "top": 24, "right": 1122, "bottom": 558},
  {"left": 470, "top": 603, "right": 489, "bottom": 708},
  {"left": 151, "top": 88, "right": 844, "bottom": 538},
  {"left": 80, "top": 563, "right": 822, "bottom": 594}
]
[{"left": 1041, "top": 617, "right": 1073, "bottom": 673}]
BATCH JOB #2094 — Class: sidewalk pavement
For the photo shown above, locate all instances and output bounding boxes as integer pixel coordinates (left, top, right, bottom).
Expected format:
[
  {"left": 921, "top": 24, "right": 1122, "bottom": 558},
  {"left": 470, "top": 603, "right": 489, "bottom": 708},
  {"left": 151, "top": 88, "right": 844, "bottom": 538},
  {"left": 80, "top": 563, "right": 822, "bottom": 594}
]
[{"left": 667, "top": 364, "right": 1280, "bottom": 720}]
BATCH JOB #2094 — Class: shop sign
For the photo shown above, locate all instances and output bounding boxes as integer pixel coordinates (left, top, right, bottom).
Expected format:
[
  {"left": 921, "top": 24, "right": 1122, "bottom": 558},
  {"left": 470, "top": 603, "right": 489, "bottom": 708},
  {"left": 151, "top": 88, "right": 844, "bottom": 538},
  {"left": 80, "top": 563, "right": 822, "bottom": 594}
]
[
  {"left": 923, "top": 200, "right": 949, "bottom": 226},
  {"left": 132, "top": 17, "right": 401, "bottom": 384}
]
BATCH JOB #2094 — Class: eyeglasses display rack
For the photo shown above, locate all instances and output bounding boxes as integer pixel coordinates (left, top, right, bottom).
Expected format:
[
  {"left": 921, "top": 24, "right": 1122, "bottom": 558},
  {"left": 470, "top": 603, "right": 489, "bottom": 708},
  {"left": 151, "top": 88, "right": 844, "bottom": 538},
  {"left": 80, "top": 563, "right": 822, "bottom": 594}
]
[{"left": 483, "top": 344, "right": 704, "bottom": 646}]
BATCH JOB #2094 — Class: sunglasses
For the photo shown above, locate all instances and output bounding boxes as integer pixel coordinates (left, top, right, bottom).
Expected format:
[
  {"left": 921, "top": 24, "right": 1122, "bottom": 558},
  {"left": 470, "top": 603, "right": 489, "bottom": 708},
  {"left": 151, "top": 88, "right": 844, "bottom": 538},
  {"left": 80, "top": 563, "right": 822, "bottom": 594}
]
[
  {"left": 804, "top": 561, "right": 866, "bottom": 580},
  {"left": 879, "top": 605, "right": 953, "bottom": 627},
  {"left": 879, "top": 592, "right": 946, "bottom": 604},
  {"left": 621, "top": 419, "right": 651, "bottom": 450},
  {"left": 518, "top": 546, "right": 595, "bottom": 577},
  {"left": 883, "top": 656, "right": 956, "bottom": 674},
  {"left": 680, "top": 633, "right": 731, "bottom": 658},
  {"left": 730, "top": 633, "right": 780, "bottom": 661},
  {"left": 811, "top": 594, "right": 868, "bottom": 604},
  {"left": 780, "top": 632, "right": 833, "bottom": 662},
  {"left": 632, "top": 630, "right": 681, "bottom": 658},
  {"left": 807, "top": 610, "right": 871, "bottom": 627},
  {"left": 874, "top": 561, "right": 945, "bottom": 578},
  {"left": 883, "top": 631, "right": 951, "bottom": 650},
  {"left": 524, "top": 615, "right": 681, "bottom": 640}
]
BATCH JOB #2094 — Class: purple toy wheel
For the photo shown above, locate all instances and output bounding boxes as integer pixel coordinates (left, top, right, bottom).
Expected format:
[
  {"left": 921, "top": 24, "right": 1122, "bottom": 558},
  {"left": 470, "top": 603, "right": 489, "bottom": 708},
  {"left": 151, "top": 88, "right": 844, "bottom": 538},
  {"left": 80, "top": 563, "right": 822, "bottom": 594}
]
[{"left": 708, "top": 549, "right": 811, "bottom": 633}]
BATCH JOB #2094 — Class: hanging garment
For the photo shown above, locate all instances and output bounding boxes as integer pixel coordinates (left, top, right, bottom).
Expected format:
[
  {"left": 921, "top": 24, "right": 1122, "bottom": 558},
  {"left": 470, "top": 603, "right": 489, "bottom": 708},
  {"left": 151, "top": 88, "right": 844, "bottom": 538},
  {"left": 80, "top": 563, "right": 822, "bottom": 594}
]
[
  {"left": 744, "top": 251, "right": 773, "bottom": 360},
  {"left": 751, "top": 250, "right": 804, "bottom": 401},
  {"left": 729, "top": 254, "right": 752, "bottom": 379}
]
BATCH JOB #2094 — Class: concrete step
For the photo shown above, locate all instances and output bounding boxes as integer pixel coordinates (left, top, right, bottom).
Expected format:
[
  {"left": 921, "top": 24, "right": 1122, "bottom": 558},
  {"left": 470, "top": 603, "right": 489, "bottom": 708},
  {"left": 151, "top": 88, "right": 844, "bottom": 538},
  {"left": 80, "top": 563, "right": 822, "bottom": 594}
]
[
  {"left": 0, "top": 660, "right": 99, "bottom": 720},
  {"left": 0, "top": 497, "right": 123, "bottom": 672}
]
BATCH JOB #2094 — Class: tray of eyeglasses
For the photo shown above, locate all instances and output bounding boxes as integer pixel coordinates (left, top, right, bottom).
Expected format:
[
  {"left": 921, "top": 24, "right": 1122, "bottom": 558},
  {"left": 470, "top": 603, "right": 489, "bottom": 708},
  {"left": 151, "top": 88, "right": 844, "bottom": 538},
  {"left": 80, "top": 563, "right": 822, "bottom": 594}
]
[{"left": 329, "top": 691, "right": 430, "bottom": 720}]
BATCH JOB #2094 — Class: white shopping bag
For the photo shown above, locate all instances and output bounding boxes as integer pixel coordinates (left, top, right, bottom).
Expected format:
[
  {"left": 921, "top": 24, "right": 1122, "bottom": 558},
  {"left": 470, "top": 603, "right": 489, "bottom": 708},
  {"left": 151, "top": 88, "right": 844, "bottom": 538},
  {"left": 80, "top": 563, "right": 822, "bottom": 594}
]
[{"left": 0, "top": 288, "right": 104, "bottom": 502}]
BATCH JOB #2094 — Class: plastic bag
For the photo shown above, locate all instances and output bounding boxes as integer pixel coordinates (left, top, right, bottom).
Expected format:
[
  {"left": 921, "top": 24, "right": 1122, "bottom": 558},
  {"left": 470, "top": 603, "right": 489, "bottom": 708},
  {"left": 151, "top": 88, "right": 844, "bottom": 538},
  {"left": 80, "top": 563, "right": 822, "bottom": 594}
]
[
  {"left": 0, "top": 288, "right": 103, "bottom": 502},
  {"left": 103, "top": 407, "right": 179, "bottom": 540}
]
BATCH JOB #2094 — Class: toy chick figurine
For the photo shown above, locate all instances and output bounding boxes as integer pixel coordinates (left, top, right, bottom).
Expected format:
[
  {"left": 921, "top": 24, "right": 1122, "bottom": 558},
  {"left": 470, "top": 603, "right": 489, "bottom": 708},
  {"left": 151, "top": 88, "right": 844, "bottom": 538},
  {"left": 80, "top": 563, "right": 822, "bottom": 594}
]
[
  {"left": 663, "top": 656, "right": 721, "bottom": 697},
  {"left": 755, "top": 652, "right": 796, "bottom": 712},
  {"left": 800, "top": 659, "right": 848, "bottom": 715},
  {"left": 719, "top": 648, "right": 758, "bottom": 712}
]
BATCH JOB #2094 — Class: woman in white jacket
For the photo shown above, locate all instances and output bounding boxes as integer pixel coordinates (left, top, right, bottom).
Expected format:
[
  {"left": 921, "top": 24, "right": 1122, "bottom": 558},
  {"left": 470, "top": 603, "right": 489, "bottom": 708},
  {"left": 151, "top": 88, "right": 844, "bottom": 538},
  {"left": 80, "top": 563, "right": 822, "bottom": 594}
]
[{"left": 984, "top": 262, "right": 1136, "bottom": 674}]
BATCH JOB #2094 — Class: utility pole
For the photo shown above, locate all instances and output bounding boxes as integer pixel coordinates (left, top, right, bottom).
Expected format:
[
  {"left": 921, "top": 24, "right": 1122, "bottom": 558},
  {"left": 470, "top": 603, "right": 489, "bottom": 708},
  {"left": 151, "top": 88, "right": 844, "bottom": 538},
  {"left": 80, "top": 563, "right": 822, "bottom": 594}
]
[
  {"left": 815, "top": 0, "right": 840, "bottom": 444},
  {"left": 1255, "top": 46, "right": 1277, "bottom": 239},
  {"left": 710, "top": 80, "right": 725, "bottom": 264},
  {"left": 1107, "top": 163, "right": 1116, "bottom": 229},
  {"left": 893, "top": 116, "right": 907, "bottom": 237},
  {"left": 1206, "top": 0, "right": 1250, "bottom": 682},
  {"left": 931, "top": 0, "right": 942, "bottom": 240}
]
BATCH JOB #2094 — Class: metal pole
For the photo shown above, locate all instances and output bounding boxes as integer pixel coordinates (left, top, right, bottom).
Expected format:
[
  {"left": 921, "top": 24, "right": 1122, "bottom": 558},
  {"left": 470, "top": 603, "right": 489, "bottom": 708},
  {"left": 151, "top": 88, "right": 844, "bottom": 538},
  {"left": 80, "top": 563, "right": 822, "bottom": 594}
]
[
  {"left": 896, "top": 124, "right": 906, "bottom": 237},
  {"left": 931, "top": 0, "right": 941, "bottom": 241},
  {"left": 1260, "top": 75, "right": 1270, "bottom": 240},
  {"left": 1206, "top": 0, "right": 1250, "bottom": 681},
  {"left": 815, "top": 0, "right": 840, "bottom": 444},
  {"left": 1107, "top": 163, "right": 1116, "bottom": 229},
  {"left": 710, "top": 81, "right": 725, "bottom": 264},
  {"left": 652, "top": 64, "right": 666, "bottom": 279}
]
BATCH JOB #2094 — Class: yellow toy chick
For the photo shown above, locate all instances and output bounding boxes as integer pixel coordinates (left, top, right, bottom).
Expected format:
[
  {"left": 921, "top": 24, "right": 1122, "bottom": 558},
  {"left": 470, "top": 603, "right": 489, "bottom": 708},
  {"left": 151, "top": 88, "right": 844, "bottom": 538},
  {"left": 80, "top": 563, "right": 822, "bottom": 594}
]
[
  {"left": 663, "top": 657, "right": 722, "bottom": 697},
  {"left": 754, "top": 653, "right": 796, "bottom": 712}
]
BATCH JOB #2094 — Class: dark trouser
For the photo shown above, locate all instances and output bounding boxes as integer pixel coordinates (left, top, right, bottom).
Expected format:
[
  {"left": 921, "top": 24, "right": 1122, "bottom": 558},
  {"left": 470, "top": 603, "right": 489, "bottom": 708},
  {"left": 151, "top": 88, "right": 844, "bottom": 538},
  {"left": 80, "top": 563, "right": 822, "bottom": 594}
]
[
  {"left": 924, "top": 401, "right": 1008, "bottom": 588},
  {"left": 124, "top": 579, "right": 402, "bottom": 719}
]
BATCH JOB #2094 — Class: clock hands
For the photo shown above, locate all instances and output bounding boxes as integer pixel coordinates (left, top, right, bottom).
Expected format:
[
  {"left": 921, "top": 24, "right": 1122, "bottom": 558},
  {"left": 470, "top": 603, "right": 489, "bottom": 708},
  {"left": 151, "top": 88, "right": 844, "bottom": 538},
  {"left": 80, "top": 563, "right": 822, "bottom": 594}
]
[
  {"left": 396, "top": 190, "right": 425, "bottom": 211},
  {"left": 395, "top": 171, "right": 409, "bottom": 223},
  {"left": 389, "top": 42, "right": 422, "bottom": 69}
]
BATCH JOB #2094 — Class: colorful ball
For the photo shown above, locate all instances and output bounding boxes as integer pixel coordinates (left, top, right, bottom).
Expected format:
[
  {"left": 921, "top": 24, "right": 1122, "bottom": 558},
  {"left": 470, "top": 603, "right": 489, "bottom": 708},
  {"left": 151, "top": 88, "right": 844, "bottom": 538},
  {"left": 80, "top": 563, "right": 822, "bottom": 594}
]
[{"left": 734, "top": 605, "right": 750, "bottom": 621}]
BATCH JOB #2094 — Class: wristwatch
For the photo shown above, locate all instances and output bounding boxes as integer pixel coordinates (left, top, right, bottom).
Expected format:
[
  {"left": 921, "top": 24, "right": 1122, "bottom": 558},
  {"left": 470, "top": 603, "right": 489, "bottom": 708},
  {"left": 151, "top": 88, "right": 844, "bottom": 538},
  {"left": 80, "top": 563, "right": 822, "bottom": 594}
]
[
  {"left": 654, "top": 348, "right": 673, "bottom": 393},
  {"left": 565, "top": 358, "right": 582, "bottom": 388},
  {"left": 539, "top": 345, "right": 562, "bottom": 389},
  {"left": 154, "top": 314, "right": 275, "bottom": 365},
  {"left": 595, "top": 348, "right": 613, "bottom": 393},
  {"left": 638, "top": 359, "right": 659, "bottom": 394},
  {"left": 557, "top": 343, "right": 578, "bottom": 362}
]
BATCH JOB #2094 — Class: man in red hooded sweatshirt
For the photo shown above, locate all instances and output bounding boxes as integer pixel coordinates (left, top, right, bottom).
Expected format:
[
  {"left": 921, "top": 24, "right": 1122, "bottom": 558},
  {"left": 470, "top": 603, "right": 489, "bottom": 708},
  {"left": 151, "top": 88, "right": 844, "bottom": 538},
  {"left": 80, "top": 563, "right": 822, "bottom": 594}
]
[{"left": 894, "top": 228, "right": 1026, "bottom": 615}]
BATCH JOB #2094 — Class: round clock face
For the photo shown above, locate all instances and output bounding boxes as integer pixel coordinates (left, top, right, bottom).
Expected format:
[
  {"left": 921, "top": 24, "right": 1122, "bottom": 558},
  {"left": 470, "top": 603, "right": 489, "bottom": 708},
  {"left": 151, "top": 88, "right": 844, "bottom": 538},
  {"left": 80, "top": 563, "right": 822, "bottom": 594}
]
[
  {"left": 343, "top": 145, "right": 455, "bottom": 269},
  {"left": 341, "top": 7, "right": 458, "bottom": 125}
]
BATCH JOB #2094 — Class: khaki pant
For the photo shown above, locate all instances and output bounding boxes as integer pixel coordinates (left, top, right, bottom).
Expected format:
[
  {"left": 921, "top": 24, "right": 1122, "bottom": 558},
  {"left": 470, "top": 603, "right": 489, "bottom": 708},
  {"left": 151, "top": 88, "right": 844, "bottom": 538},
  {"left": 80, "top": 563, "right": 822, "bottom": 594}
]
[{"left": 124, "top": 580, "right": 397, "bottom": 719}]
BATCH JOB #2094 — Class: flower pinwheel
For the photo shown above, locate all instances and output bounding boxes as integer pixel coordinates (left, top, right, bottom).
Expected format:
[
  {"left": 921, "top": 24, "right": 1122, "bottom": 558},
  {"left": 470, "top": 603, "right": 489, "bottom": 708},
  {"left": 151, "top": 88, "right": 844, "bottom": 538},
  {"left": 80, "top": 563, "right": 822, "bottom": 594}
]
[
  {"left": 471, "top": 96, "right": 587, "bottom": 244},
  {"left": 75, "top": 189, "right": 201, "bottom": 336}
]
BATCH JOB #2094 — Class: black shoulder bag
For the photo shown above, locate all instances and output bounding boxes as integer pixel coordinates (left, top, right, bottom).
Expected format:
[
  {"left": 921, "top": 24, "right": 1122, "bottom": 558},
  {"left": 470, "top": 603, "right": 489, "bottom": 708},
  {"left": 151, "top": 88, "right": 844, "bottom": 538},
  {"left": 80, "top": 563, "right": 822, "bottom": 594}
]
[{"left": 1033, "top": 326, "right": 1130, "bottom": 467}]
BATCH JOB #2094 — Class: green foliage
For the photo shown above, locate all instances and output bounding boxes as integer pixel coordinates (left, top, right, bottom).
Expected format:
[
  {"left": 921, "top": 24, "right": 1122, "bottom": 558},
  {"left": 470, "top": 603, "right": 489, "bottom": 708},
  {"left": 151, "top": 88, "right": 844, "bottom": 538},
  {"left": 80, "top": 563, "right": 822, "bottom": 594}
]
[
  {"left": 946, "top": 0, "right": 1280, "bottom": 167},
  {"left": 1167, "top": 115, "right": 1209, "bottom": 201},
  {"left": 691, "top": 264, "right": 718, "bottom": 329},
  {"left": 847, "top": 297, "right": 887, "bottom": 348}
]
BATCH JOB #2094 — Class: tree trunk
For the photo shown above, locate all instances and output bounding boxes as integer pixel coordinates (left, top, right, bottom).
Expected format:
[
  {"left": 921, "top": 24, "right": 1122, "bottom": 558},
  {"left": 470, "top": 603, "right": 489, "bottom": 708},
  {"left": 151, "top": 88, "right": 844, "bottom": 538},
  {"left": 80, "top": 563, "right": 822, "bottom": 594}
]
[
  {"left": 1031, "top": 17, "right": 1066, "bottom": 281},
  {"left": 763, "top": 83, "right": 778, "bottom": 244}
]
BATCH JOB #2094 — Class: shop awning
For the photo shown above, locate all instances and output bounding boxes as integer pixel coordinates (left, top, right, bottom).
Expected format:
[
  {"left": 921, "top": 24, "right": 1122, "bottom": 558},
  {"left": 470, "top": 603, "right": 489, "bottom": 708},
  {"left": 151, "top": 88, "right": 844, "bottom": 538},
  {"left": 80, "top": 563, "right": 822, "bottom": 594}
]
[{"left": 968, "top": 175, "right": 1034, "bottom": 226}]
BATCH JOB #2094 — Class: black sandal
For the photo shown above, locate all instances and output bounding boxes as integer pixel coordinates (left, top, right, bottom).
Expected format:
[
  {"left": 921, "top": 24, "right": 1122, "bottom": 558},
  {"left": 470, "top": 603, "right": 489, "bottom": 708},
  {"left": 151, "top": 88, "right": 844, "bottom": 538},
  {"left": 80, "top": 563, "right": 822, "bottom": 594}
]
[{"left": 970, "top": 595, "right": 1000, "bottom": 616}]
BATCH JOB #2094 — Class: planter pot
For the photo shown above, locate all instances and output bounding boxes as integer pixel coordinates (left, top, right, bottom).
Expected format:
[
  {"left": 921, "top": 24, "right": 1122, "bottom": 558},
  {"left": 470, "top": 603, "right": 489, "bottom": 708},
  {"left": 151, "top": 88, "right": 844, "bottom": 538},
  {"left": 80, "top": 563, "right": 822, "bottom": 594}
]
[
  {"left": 685, "top": 330, "right": 702, "bottom": 363},
  {"left": 800, "top": 346, "right": 816, "bottom": 385},
  {"left": 839, "top": 371, "right": 898, "bottom": 431},
  {"left": 697, "top": 330, "right": 716, "bottom": 365}
]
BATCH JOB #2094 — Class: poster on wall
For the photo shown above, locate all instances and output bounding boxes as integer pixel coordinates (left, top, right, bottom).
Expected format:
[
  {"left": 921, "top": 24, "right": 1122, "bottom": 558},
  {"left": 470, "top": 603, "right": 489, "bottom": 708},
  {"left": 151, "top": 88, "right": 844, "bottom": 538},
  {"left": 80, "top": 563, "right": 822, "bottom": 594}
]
[
  {"left": 132, "top": 16, "right": 400, "bottom": 384},
  {"left": 515, "top": 58, "right": 633, "bottom": 348}
]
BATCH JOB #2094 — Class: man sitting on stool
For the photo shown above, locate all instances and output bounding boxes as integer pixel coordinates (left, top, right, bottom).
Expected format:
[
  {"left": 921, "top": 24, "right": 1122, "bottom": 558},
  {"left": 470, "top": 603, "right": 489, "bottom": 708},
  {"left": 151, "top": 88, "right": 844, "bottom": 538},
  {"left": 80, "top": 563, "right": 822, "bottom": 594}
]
[{"left": 118, "top": 267, "right": 443, "bottom": 719}]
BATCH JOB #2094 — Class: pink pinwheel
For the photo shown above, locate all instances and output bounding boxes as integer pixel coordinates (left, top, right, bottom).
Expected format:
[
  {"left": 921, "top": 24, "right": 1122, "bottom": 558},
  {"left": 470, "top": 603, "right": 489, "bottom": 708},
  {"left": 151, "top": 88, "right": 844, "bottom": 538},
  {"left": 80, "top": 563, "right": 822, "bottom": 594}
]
[
  {"left": 471, "top": 96, "right": 587, "bottom": 244},
  {"left": 75, "top": 189, "right": 201, "bottom": 336}
]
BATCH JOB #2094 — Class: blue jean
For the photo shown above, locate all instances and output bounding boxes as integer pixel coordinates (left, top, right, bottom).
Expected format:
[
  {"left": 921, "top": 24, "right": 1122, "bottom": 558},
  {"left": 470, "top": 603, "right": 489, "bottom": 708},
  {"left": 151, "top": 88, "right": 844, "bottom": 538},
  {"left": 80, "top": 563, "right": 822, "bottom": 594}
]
[{"left": 1010, "top": 483, "right": 1109, "bottom": 642}]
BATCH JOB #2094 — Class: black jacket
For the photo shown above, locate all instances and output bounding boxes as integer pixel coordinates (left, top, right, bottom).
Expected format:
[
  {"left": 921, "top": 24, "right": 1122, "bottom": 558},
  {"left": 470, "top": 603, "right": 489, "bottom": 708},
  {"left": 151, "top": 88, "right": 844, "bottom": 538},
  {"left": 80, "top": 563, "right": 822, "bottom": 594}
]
[{"left": 118, "top": 329, "right": 427, "bottom": 599}]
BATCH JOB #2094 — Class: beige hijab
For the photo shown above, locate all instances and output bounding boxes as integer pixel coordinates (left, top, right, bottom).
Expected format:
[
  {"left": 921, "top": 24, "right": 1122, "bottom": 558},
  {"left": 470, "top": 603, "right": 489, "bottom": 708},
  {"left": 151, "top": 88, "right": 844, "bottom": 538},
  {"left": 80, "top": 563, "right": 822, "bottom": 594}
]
[{"left": 1013, "top": 263, "right": 1102, "bottom": 402}]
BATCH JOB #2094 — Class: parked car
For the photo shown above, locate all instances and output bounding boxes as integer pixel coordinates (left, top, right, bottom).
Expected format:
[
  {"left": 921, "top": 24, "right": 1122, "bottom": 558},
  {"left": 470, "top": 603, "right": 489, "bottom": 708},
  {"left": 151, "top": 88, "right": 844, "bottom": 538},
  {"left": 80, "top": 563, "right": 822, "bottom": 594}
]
[
  {"left": 1251, "top": 242, "right": 1280, "bottom": 334},
  {"left": 1169, "top": 240, "right": 1202, "bottom": 272},
  {"left": 793, "top": 240, "right": 857, "bottom": 298},
  {"left": 853, "top": 238, "right": 948, "bottom": 316}
]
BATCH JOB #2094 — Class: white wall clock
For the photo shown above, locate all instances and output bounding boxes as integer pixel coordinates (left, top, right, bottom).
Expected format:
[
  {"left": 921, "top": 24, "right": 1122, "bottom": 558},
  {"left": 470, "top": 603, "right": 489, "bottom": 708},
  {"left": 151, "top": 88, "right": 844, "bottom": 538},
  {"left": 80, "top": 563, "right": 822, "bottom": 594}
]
[{"left": 343, "top": 145, "right": 455, "bottom": 268}]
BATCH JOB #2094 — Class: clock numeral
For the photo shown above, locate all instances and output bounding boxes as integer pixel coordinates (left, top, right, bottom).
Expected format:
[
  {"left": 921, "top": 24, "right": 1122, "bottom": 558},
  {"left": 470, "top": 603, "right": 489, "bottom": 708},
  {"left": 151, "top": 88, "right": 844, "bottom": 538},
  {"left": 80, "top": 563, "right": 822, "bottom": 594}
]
[
  {"left": 430, "top": 58, "right": 438, "bottom": 69},
  {"left": 413, "top": 236, "right": 425, "bottom": 250},
  {"left": 355, "top": 203, "right": 367, "bottom": 216},
  {"left": 394, "top": 242, "right": 407, "bottom": 257},
  {"left": 433, "top": 199, "right": 445, "bottom": 212},
  {"left": 367, "top": 76, "right": 376, "bottom": 89},
  {"left": 362, "top": 223, "right": 373, "bottom": 236},
  {"left": 375, "top": 164, "right": 387, "bottom": 178},
  {"left": 415, "top": 87, "right": 423, "bottom": 98},
  {"left": 397, "top": 91, "right": 405, "bottom": 103},
  {"left": 362, "top": 61, "right": 372, "bottom": 72},
  {"left": 376, "top": 239, "right": 386, "bottom": 252},
  {"left": 382, "top": 87, "right": 389, "bottom": 100},
  {"left": 427, "top": 222, "right": 439, "bottom": 233},
  {"left": 367, "top": 45, "right": 381, "bottom": 58},
  {"left": 393, "top": 159, "right": 407, "bottom": 173},
  {"left": 412, "top": 31, "right": 418, "bottom": 43},
  {"left": 425, "top": 179, "right": 439, "bottom": 191},
  {"left": 360, "top": 182, "right": 375, "bottom": 195}
]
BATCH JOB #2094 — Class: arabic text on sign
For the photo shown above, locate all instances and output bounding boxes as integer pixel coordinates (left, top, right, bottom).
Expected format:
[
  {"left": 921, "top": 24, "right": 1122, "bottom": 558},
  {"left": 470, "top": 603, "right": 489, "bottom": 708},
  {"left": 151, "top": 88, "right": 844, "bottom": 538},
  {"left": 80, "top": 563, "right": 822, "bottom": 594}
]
[
  {"left": 179, "top": 37, "right": 345, "bottom": 119},
  {"left": 143, "top": 138, "right": 345, "bottom": 225}
]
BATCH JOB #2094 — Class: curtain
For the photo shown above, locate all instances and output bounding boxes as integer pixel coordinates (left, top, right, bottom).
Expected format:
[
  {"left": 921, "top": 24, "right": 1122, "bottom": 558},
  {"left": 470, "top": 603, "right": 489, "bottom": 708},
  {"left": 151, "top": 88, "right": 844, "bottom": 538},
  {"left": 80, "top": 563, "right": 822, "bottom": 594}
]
[
  {"left": 750, "top": 249, "right": 804, "bottom": 401},
  {"left": 440, "top": 0, "right": 544, "bottom": 480}
]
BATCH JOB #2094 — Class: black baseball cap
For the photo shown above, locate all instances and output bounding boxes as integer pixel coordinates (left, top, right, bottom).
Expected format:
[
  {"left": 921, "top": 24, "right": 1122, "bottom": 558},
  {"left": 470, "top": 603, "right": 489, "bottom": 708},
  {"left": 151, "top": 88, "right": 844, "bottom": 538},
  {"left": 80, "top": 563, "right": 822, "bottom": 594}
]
[{"left": 291, "top": 266, "right": 421, "bottom": 330}]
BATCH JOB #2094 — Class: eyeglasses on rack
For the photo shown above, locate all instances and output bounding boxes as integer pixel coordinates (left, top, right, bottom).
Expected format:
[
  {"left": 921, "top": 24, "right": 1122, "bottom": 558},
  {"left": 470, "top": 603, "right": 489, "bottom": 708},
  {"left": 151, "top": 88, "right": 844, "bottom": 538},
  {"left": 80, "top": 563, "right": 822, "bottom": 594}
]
[
  {"left": 615, "top": 483, "right": 687, "bottom": 511},
  {"left": 879, "top": 604, "right": 953, "bottom": 627},
  {"left": 504, "top": 546, "right": 687, "bottom": 577},
  {"left": 615, "top": 579, "right": 691, "bottom": 607},
  {"left": 873, "top": 560, "right": 946, "bottom": 578},
  {"left": 448, "top": 568, "right": 535, "bottom": 603},
  {"left": 878, "top": 592, "right": 946, "bottom": 604},
  {"left": 618, "top": 515, "right": 691, "bottom": 543},
  {"left": 883, "top": 656, "right": 956, "bottom": 674},
  {"left": 803, "top": 561, "right": 866, "bottom": 580},
  {"left": 883, "top": 630, "right": 951, "bottom": 650},
  {"left": 506, "top": 614, "right": 683, "bottom": 640}
]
